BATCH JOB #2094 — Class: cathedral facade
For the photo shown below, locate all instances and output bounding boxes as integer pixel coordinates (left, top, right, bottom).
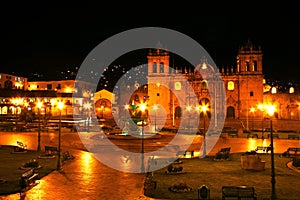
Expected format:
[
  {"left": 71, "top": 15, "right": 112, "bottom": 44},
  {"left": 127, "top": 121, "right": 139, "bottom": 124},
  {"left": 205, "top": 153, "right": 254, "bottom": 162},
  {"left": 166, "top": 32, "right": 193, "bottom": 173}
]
[{"left": 116, "top": 41, "right": 300, "bottom": 130}]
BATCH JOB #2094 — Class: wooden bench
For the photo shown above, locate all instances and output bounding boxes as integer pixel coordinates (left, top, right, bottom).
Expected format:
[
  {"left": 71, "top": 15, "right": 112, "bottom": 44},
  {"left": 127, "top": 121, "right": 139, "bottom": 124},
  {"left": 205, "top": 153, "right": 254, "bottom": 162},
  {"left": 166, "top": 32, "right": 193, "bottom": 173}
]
[
  {"left": 176, "top": 150, "right": 194, "bottom": 158},
  {"left": 281, "top": 147, "right": 300, "bottom": 157},
  {"left": 267, "top": 134, "right": 279, "bottom": 139},
  {"left": 228, "top": 132, "right": 238, "bottom": 138},
  {"left": 19, "top": 168, "right": 39, "bottom": 189},
  {"left": 45, "top": 146, "right": 58, "bottom": 155},
  {"left": 255, "top": 146, "right": 271, "bottom": 153},
  {"left": 215, "top": 147, "right": 231, "bottom": 160},
  {"left": 222, "top": 186, "right": 257, "bottom": 200},
  {"left": 288, "top": 134, "right": 299, "bottom": 140}
]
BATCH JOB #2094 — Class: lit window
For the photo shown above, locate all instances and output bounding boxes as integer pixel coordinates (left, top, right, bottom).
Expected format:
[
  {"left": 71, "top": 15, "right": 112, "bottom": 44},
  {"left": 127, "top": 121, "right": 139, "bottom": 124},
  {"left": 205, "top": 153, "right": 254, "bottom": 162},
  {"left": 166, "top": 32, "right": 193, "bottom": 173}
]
[
  {"left": 227, "top": 81, "right": 234, "bottom": 91},
  {"left": 289, "top": 87, "right": 294, "bottom": 94},
  {"left": 245, "top": 61, "right": 250, "bottom": 71},
  {"left": 175, "top": 82, "right": 181, "bottom": 90},
  {"left": 271, "top": 87, "right": 277, "bottom": 94}
]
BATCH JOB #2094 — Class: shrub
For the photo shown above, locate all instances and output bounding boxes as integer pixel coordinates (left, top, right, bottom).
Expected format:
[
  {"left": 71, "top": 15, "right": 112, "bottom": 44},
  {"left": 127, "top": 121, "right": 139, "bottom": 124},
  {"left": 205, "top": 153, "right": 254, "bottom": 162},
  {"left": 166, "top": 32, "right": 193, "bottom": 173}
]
[{"left": 292, "top": 155, "right": 300, "bottom": 167}]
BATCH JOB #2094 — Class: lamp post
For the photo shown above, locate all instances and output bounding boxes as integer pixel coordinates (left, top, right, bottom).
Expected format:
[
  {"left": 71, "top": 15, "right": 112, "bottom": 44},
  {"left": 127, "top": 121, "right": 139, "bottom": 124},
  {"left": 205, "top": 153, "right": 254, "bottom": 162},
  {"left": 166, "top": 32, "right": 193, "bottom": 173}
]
[
  {"left": 57, "top": 101, "right": 64, "bottom": 170},
  {"left": 139, "top": 102, "right": 147, "bottom": 173},
  {"left": 83, "top": 102, "right": 91, "bottom": 132},
  {"left": 258, "top": 104, "right": 265, "bottom": 139},
  {"left": 153, "top": 105, "right": 158, "bottom": 133},
  {"left": 37, "top": 101, "right": 43, "bottom": 152},
  {"left": 186, "top": 105, "right": 192, "bottom": 131},
  {"left": 201, "top": 104, "right": 208, "bottom": 157},
  {"left": 266, "top": 105, "right": 277, "bottom": 200}
]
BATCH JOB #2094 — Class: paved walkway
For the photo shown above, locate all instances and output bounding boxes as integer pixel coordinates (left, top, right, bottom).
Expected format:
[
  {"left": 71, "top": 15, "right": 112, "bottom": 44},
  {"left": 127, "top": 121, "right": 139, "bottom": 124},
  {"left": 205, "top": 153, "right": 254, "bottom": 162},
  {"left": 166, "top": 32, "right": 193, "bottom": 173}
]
[{"left": 0, "top": 131, "right": 299, "bottom": 200}]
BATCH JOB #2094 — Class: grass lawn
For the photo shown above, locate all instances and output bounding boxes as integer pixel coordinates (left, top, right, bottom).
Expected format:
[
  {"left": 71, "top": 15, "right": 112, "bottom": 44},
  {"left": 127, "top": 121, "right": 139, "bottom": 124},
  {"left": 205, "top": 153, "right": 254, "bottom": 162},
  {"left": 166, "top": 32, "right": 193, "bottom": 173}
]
[
  {"left": 145, "top": 153, "right": 300, "bottom": 200},
  {"left": 0, "top": 145, "right": 57, "bottom": 195}
]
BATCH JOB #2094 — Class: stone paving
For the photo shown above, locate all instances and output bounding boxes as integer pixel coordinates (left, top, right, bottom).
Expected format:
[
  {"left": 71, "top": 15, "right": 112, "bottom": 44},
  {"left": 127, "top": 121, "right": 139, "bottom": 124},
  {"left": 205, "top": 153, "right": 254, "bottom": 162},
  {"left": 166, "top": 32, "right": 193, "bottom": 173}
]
[{"left": 0, "top": 131, "right": 299, "bottom": 200}]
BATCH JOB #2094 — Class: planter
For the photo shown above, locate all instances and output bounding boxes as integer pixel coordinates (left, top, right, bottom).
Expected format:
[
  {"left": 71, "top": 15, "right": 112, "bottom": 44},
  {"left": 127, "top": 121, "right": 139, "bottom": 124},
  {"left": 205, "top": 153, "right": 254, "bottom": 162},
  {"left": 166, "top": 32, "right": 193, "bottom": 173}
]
[{"left": 241, "top": 154, "right": 265, "bottom": 171}]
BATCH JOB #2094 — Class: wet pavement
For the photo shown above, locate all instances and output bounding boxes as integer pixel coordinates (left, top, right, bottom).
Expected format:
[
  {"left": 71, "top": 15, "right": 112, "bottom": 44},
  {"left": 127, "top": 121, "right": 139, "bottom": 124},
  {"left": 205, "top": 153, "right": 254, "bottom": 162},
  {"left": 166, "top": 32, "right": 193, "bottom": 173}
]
[{"left": 0, "top": 130, "right": 299, "bottom": 200}]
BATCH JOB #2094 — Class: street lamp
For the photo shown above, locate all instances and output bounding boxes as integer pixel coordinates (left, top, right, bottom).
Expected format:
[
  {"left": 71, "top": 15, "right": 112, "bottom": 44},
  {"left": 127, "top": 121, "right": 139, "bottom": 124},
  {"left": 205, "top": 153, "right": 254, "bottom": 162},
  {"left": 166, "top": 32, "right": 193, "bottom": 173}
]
[
  {"left": 83, "top": 102, "right": 92, "bottom": 132},
  {"left": 36, "top": 101, "right": 43, "bottom": 152},
  {"left": 258, "top": 104, "right": 265, "bottom": 138},
  {"left": 250, "top": 107, "right": 255, "bottom": 131},
  {"left": 57, "top": 101, "right": 64, "bottom": 170},
  {"left": 153, "top": 105, "right": 158, "bottom": 133},
  {"left": 138, "top": 102, "right": 147, "bottom": 173},
  {"left": 266, "top": 105, "right": 277, "bottom": 200},
  {"left": 200, "top": 104, "right": 208, "bottom": 157},
  {"left": 186, "top": 105, "right": 192, "bottom": 130}
]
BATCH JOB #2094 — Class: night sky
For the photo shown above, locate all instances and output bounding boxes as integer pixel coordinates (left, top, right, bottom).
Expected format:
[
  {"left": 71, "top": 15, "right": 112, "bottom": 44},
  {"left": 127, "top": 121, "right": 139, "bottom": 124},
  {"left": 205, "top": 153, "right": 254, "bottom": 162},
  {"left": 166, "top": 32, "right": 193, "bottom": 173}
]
[{"left": 1, "top": 4, "right": 299, "bottom": 87}]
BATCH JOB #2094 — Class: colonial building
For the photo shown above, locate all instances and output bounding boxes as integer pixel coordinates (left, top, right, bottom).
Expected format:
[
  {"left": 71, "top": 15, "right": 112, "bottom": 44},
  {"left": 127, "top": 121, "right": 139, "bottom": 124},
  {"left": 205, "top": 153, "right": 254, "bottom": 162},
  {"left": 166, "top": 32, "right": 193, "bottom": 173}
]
[
  {"left": 115, "top": 41, "right": 300, "bottom": 130},
  {"left": 0, "top": 72, "right": 28, "bottom": 90}
]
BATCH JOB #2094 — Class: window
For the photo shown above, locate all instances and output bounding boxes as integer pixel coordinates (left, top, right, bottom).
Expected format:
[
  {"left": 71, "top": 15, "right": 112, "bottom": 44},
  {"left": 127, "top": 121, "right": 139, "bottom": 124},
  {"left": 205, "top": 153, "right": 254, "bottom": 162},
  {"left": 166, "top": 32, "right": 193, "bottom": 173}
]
[
  {"left": 227, "top": 81, "right": 234, "bottom": 90},
  {"left": 57, "top": 84, "right": 61, "bottom": 89},
  {"left": 253, "top": 60, "right": 258, "bottom": 71},
  {"left": 0, "top": 74, "right": 1, "bottom": 79},
  {"left": 160, "top": 62, "right": 164, "bottom": 73},
  {"left": 250, "top": 91, "right": 254, "bottom": 96},
  {"left": 271, "top": 87, "right": 277, "bottom": 94},
  {"left": 47, "top": 84, "right": 52, "bottom": 90},
  {"left": 153, "top": 62, "right": 157, "bottom": 73},
  {"left": 289, "top": 87, "right": 294, "bottom": 94},
  {"left": 245, "top": 61, "right": 250, "bottom": 71}
]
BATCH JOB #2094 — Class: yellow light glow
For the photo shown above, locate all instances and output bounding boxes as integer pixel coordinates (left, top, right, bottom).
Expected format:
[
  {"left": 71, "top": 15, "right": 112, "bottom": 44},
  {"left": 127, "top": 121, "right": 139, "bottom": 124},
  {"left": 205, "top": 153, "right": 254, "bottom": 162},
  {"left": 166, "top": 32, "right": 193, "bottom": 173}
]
[
  {"left": 50, "top": 99, "right": 56, "bottom": 106},
  {"left": 201, "top": 104, "right": 208, "bottom": 113},
  {"left": 266, "top": 105, "right": 275, "bottom": 117},
  {"left": 57, "top": 102, "right": 64, "bottom": 110},
  {"left": 37, "top": 101, "right": 43, "bottom": 109},
  {"left": 124, "top": 104, "right": 130, "bottom": 110},
  {"left": 257, "top": 104, "right": 264, "bottom": 111},
  {"left": 83, "top": 102, "right": 92, "bottom": 110},
  {"left": 186, "top": 105, "right": 192, "bottom": 112},
  {"left": 139, "top": 103, "right": 147, "bottom": 112},
  {"left": 64, "top": 87, "right": 73, "bottom": 93},
  {"left": 195, "top": 106, "right": 200, "bottom": 112},
  {"left": 250, "top": 107, "right": 255, "bottom": 113},
  {"left": 153, "top": 105, "right": 158, "bottom": 110}
]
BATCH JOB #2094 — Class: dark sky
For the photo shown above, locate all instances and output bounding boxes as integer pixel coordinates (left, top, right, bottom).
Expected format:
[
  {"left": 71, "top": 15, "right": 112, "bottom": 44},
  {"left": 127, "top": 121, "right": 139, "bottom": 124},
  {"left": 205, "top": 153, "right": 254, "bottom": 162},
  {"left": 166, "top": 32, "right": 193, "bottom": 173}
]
[{"left": 1, "top": 4, "right": 299, "bottom": 84}]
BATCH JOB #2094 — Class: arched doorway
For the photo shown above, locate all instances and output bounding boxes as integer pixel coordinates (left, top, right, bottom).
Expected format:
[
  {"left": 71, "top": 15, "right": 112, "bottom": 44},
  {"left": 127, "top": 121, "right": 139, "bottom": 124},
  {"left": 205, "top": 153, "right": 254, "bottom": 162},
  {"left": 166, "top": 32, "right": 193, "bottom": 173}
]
[
  {"left": 95, "top": 99, "right": 113, "bottom": 120},
  {"left": 227, "top": 106, "right": 235, "bottom": 119},
  {"left": 175, "top": 106, "right": 181, "bottom": 118}
]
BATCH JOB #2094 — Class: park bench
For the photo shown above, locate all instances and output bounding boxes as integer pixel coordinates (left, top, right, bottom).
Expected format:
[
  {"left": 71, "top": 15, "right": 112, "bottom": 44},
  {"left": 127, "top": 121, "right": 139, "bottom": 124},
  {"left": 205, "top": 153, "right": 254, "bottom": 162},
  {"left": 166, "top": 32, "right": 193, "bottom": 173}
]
[
  {"left": 176, "top": 150, "right": 194, "bottom": 158},
  {"left": 222, "top": 186, "right": 257, "bottom": 200},
  {"left": 255, "top": 146, "right": 271, "bottom": 153},
  {"left": 247, "top": 133, "right": 258, "bottom": 138},
  {"left": 44, "top": 146, "right": 58, "bottom": 155},
  {"left": 267, "top": 133, "right": 279, "bottom": 139},
  {"left": 215, "top": 147, "right": 231, "bottom": 160},
  {"left": 19, "top": 168, "right": 39, "bottom": 189},
  {"left": 288, "top": 134, "right": 299, "bottom": 140},
  {"left": 281, "top": 147, "right": 300, "bottom": 157}
]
